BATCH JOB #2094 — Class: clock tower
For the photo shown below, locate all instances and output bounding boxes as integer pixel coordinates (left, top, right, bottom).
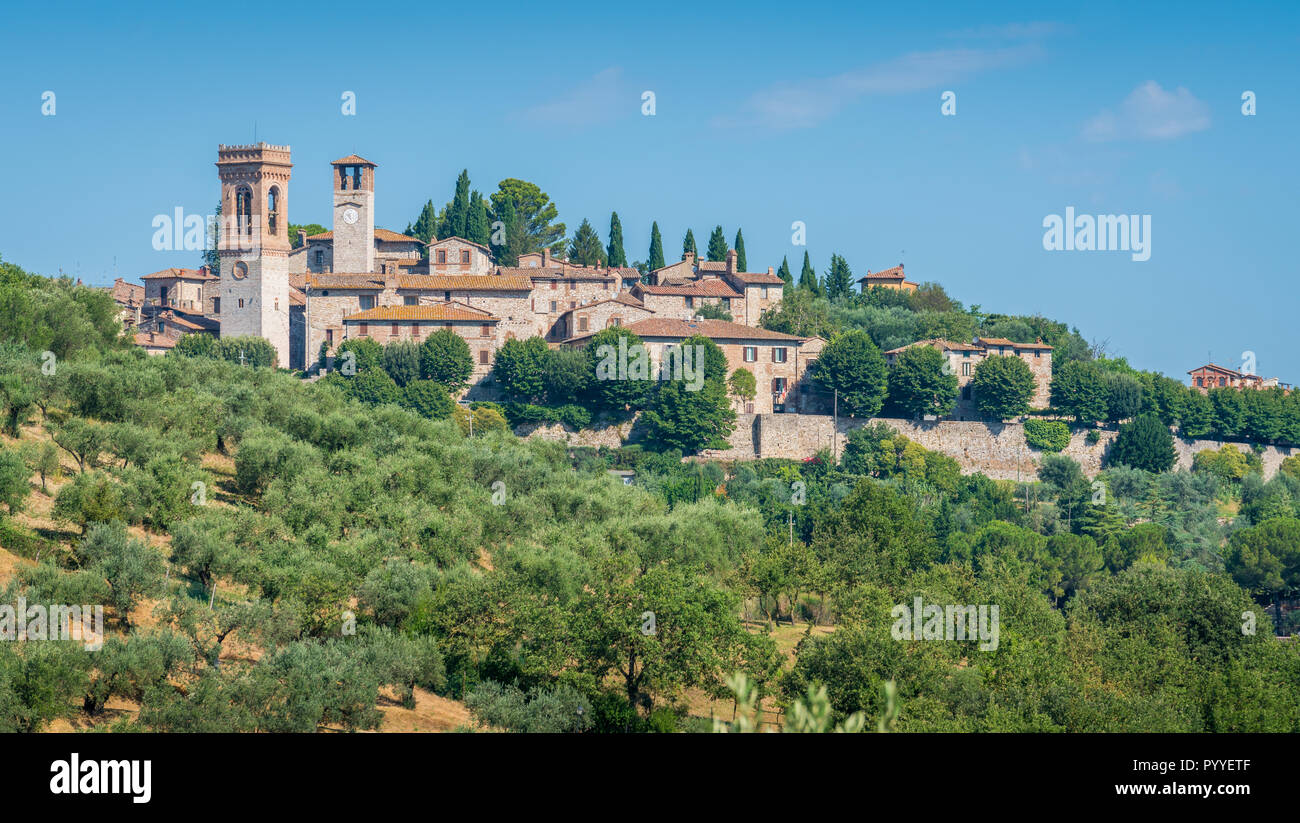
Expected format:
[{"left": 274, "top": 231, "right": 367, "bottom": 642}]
[
  {"left": 216, "top": 142, "right": 292, "bottom": 367},
  {"left": 331, "top": 155, "right": 375, "bottom": 273}
]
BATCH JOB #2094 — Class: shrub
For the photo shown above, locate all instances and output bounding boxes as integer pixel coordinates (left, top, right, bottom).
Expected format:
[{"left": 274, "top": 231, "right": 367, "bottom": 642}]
[
  {"left": 1107, "top": 413, "right": 1176, "bottom": 473},
  {"left": 1024, "top": 419, "right": 1070, "bottom": 452}
]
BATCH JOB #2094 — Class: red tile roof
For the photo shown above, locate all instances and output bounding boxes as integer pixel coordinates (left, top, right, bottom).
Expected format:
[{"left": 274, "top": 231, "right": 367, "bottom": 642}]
[
  {"left": 634, "top": 280, "right": 742, "bottom": 298},
  {"left": 134, "top": 332, "right": 177, "bottom": 349},
  {"left": 303, "top": 228, "right": 421, "bottom": 243},
  {"left": 331, "top": 154, "right": 375, "bottom": 166},
  {"left": 727, "top": 271, "right": 784, "bottom": 285},
  {"left": 343, "top": 303, "right": 498, "bottom": 322},
  {"left": 977, "top": 337, "right": 1053, "bottom": 351},
  {"left": 141, "top": 267, "right": 216, "bottom": 281},
  {"left": 567, "top": 317, "right": 804, "bottom": 344},
  {"left": 856, "top": 265, "right": 906, "bottom": 282}
]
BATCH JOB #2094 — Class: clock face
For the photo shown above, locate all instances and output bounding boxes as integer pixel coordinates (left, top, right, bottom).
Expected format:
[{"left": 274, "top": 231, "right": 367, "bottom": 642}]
[{"left": 343, "top": 208, "right": 359, "bottom": 225}]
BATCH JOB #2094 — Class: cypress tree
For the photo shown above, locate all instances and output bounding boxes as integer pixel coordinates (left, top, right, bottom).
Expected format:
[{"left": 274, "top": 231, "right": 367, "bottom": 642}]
[
  {"left": 824, "top": 253, "right": 853, "bottom": 300},
  {"left": 707, "top": 225, "right": 728, "bottom": 262},
  {"left": 493, "top": 196, "right": 520, "bottom": 266},
  {"left": 682, "top": 229, "right": 697, "bottom": 259},
  {"left": 466, "top": 191, "right": 491, "bottom": 247},
  {"left": 799, "top": 251, "right": 820, "bottom": 296},
  {"left": 648, "top": 221, "right": 665, "bottom": 270},
  {"left": 734, "top": 228, "right": 747, "bottom": 271},
  {"left": 777, "top": 256, "right": 793, "bottom": 290},
  {"left": 606, "top": 212, "right": 627, "bottom": 267},
  {"left": 440, "top": 169, "right": 471, "bottom": 239}
]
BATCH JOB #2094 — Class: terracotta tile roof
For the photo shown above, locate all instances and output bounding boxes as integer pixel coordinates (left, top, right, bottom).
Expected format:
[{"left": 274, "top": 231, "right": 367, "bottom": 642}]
[
  {"left": 428, "top": 236, "right": 493, "bottom": 254},
  {"left": 331, "top": 154, "right": 375, "bottom": 166},
  {"left": 305, "top": 274, "right": 383, "bottom": 290},
  {"left": 885, "top": 338, "right": 984, "bottom": 355},
  {"left": 634, "top": 280, "right": 742, "bottom": 298},
  {"left": 398, "top": 274, "right": 534, "bottom": 291},
  {"left": 289, "top": 287, "right": 306, "bottom": 306},
  {"left": 141, "top": 267, "right": 216, "bottom": 280},
  {"left": 976, "top": 337, "right": 1053, "bottom": 351},
  {"left": 856, "top": 265, "right": 906, "bottom": 282},
  {"left": 110, "top": 279, "right": 145, "bottom": 304},
  {"left": 614, "top": 292, "right": 644, "bottom": 308},
  {"left": 1188, "top": 363, "right": 1253, "bottom": 378},
  {"left": 727, "top": 271, "right": 784, "bottom": 285},
  {"left": 134, "top": 332, "right": 177, "bottom": 349},
  {"left": 567, "top": 317, "right": 804, "bottom": 344},
  {"left": 697, "top": 260, "right": 728, "bottom": 271},
  {"left": 303, "top": 228, "right": 421, "bottom": 243},
  {"left": 503, "top": 266, "right": 619, "bottom": 282},
  {"left": 343, "top": 303, "right": 498, "bottom": 322}
]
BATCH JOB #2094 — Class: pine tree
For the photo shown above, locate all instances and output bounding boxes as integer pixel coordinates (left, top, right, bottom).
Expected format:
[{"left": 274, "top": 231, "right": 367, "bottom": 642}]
[
  {"left": 648, "top": 222, "right": 665, "bottom": 270},
  {"left": 707, "top": 225, "right": 728, "bottom": 262},
  {"left": 824, "top": 254, "right": 853, "bottom": 300},
  {"left": 606, "top": 212, "right": 627, "bottom": 268},
  {"left": 568, "top": 218, "right": 606, "bottom": 267},
  {"left": 682, "top": 229, "right": 697, "bottom": 259},
  {"left": 799, "top": 251, "right": 820, "bottom": 296},
  {"left": 734, "top": 228, "right": 747, "bottom": 271},
  {"left": 777, "top": 256, "right": 793, "bottom": 290},
  {"left": 411, "top": 200, "right": 437, "bottom": 244}
]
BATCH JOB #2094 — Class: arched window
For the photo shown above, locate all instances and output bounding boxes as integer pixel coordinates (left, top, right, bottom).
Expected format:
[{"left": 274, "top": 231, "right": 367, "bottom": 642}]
[
  {"left": 267, "top": 186, "right": 280, "bottom": 235},
  {"left": 235, "top": 186, "right": 253, "bottom": 237}
]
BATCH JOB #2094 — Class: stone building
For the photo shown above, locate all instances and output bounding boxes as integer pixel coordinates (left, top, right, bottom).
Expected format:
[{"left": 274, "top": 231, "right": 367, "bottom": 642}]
[
  {"left": 564, "top": 317, "right": 824, "bottom": 415},
  {"left": 341, "top": 303, "right": 501, "bottom": 379},
  {"left": 857, "top": 263, "right": 918, "bottom": 293},
  {"left": 1188, "top": 363, "right": 1286, "bottom": 392},
  {"left": 885, "top": 336, "right": 1053, "bottom": 419}
]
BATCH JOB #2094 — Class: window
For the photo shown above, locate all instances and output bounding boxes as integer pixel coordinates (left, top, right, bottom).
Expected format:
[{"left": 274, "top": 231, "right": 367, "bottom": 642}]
[
  {"left": 761, "top": 287, "right": 768, "bottom": 299},
  {"left": 745, "top": 403, "right": 754, "bottom": 414},
  {"left": 1035, "top": 350, "right": 1041, "bottom": 358},
  {"left": 721, "top": 298, "right": 730, "bottom": 310},
  {"left": 1219, "top": 377, "right": 1226, "bottom": 386},
  {"left": 772, "top": 377, "right": 787, "bottom": 394},
  {"left": 238, "top": 298, "right": 244, "bottom": 308},
  {"left": 359, "top": 322, "right": 368, "bottom": 335},
  {"left": 404, "top": 295, "right": 418, "bottom": 306},
  {"left": 326, "top": 329, "right": 334, "bottom": 345},
  {"left": 550, "top": 301, "right": 557, "bottom": 312},
  {"left": 962, "top": 362, "right": 971, "bottom": 377},
  {"left": 610, "top": 316, "right": 621, "bottom": 327},
  {"left": 235, "top": 186, "right": 253, "bottom": 237},
  {"left": 550, "top": 281, "right": 557, "bottom": 290},
  {"left": 480, "top": 324, "right": 490, "bottom": 338},
  {"left": 460, "top": 250, "right": 470, "bottom": 264},
  {"left": 1196, "top": 377, "right": 1203, "bottom": 387},
  {"left": 772, "top": 347, "right": 787, "bottom": 363},
  {"left": 578, "top": 316, "right": 589, "bottom": 332},
  {"left": 479, "top": 350, "right": 489, "bottom": 365},
  {"left": 961, "top": 385, "right": 972, "bottom": 400},
  {"left": 391, "top": 323, "right": 399, "bottom": 335},
  {"left": 314, "top": 250, "right": 324, "bottom": 268},
  {"left": 359, "top": 296, "right": 375, "bottom": 309},
  {"left": 212, "top": 297, "right": 220, "bottom": 314},
  {"left": 568, "top": 280, "right": 575, "bottom": 292},
  {"left": 267, "top": 187, "right": 280, "bottom": 235},
  {"left": 436, "top": 250, "right": 447, "bottom": 264},
  {"left": 570, "top": 301, "right": 576, "bottom": 310},
  {"left": 685, "top": 297, "right": 694, "bottom": 308},
  {"left": 444, "top": 291, "right": 451, "bottom": 300},
  {"left": 743, "top": 346, "right": 757, "bottom": 362}
]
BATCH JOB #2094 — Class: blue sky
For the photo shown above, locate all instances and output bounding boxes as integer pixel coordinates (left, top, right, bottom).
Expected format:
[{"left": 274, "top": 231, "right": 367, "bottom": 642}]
[{"left": 2, "top": 0, "right": 1297, "bottom": 381}]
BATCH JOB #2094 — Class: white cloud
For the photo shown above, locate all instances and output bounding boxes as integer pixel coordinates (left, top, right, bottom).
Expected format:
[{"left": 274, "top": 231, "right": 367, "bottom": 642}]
[
  {"left": 517, "top": 67, "right": 624, "bottom": 129},
  {"left": 1082, "top": 81, "right": 1211, "bottom": 142},
  {"left": 716, "top": 45, "right": 1042, "bottom": 130}
]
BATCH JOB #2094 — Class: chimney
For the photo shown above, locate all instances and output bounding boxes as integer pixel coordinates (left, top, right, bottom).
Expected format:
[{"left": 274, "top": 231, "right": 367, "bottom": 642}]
[
  {"left": 541, "top": 248, "right": 552, "bottom": 267},
  {"left": 767, "top": 266, "right": 775, "bottom": 276},
  {"left": 725, "top": 248, "right": 737, "bottom": 273}
]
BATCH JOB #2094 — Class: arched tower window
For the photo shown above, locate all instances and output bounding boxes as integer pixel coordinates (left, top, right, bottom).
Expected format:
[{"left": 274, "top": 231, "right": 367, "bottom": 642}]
[
  {"left": 267, "top": 186, "right": 280, "bottom": 235},
  {"left": 235, "top": 186, "right": 253, "bottom": 237}
]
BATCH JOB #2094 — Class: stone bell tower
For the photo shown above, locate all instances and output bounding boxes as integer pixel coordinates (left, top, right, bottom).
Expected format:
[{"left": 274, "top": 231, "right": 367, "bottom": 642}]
[
  {"left": 331, "top": 154, "right": 376, "bottom": 273},
  {"left": 215, "top": 142, "right": 292, "bottom": 367}
]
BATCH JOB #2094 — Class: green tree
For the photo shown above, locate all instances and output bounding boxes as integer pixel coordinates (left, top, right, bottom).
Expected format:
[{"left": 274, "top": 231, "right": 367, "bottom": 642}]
[
  {"left": 288, "top": 223, "right": 328, "bottom": 248},
  {"left": 382, "top": 340, "right": 420, "bottom": 387},
  {"left": 79, "top": 521, "right": 165, "bottom": 628},
  {"left": 466, "top": 191, "right": 491, "bottom": 247},
  {"left": 489, "top": 179, "right": 565, "bottom": 254},
  {"left": 568, "top": 218, "right": 606, "bottom": 267},
  {"left": 419, "top": 330, "right": 473, "bottom": 390},
  {"left": 606, "top": 212, "right": 627, "bottom": 268},
  {"left": 491, "top": 194, "right": 522, "bottom": 266},
  {"left": 1224, "top": 517, "right": 1300, "bottom": 631},
  {"left": 493, "top": 337, "right": 549, "bottom": 402},
  {"left": 707, "top": 226, "right": 728, "bottom": 262},
  {"left": 0, "top": 448, "right": 28, "bottom": 515},
  {"left": 543, "top": 348, "right": 591, "bottom": 405},
  {"left": 401, "top": 380, "right": 454, "bottom": 420},
  {"left": 439, "top": 169, "right": 472, "bottom": 239},
  {"left": 971, "top": 355, "right": 1035, "bottom": 420},
  {"left": 586, "top": 326, "right": 649, "bottom": 411},
  {"left": 777, "top": 256, "right": 793, "bottom": 290},
  {"left": 734, "top": 229, "right": 747, "bottom": 271},
  {"left": 1108, "top": 413, "right": 1176, "bottom": 473},
  {"left": 809, "top": 330, "right": 888, "bottom": 417},
  {"left": 887, "top": 345, "right": 958, "bottom": 418},
  {"left": 824, "top": 254, "right": 853, "bottom": 301},
  {"left": 647, "top": 222, "right": 665, "bottom": 271},
  {"left": 799, "top": 252, "right": 820, "bottom": 296},
  {"left": 1050, "top": 360, "right": 1109, "bottom": 424},
  {"left": 334, "top": 337, "right": 383, "bottom": 374},
  {"left": 728, "top": 368, "right": 757, "bottom": 402},
  {"left": 682, "top": 229, "right": 697, "bottom": 259}
]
